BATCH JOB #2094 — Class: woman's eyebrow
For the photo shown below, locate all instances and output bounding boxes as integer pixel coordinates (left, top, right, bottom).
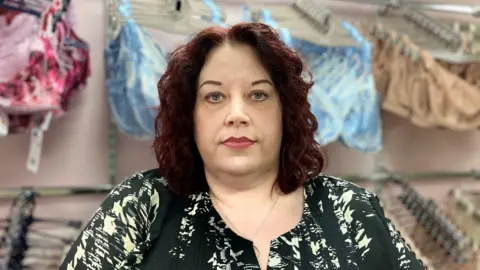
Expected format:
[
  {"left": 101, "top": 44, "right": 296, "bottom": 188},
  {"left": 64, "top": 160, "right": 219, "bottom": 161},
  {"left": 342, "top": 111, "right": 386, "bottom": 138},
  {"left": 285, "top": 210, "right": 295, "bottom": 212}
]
[
  {"left": 251, "top": 79, "right": 273, "bottom": 86},
  {"left": 199, "top": 80, "right": 222, "bottom": 89}
]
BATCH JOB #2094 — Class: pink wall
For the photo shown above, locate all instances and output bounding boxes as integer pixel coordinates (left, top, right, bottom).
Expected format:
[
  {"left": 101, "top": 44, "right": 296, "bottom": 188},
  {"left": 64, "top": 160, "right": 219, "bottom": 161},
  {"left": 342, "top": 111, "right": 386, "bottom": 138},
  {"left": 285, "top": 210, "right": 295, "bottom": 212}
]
[{"left": 0, "top": 0, "right": 479, "bottom": 221}]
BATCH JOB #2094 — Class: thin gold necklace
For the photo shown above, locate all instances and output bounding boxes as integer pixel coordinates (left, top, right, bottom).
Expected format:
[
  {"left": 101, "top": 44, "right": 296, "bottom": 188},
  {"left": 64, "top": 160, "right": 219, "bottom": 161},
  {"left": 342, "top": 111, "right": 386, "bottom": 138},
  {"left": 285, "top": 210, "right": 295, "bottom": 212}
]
[{"left": 210, "top": 191, "right": 280, "bottom": 259}]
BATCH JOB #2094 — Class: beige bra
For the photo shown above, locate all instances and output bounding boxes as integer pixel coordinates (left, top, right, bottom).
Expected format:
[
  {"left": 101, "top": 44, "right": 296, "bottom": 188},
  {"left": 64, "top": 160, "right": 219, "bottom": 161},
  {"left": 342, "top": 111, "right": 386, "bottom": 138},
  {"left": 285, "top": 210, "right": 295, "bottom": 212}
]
[{"left": 369, "top": 28, "right": 480, "bottom": 130}]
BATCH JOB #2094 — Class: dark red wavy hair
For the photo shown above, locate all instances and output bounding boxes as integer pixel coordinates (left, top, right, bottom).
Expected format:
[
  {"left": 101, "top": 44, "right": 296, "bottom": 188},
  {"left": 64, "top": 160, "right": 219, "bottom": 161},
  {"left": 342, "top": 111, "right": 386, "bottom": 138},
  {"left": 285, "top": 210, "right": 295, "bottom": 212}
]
[{"left": 154, "top": 22, "right": 325, "bottom": 197}]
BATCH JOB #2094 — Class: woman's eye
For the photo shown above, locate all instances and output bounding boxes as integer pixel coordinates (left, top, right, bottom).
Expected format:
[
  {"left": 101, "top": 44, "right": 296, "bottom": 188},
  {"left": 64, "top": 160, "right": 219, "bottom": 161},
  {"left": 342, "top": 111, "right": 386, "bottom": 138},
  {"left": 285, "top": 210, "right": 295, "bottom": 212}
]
[
  {"left": 205, "top": 92, "right": 223, "bottom": 103},
  {"left": 250, "top": 91, "right": 268, "bottom": 101}
]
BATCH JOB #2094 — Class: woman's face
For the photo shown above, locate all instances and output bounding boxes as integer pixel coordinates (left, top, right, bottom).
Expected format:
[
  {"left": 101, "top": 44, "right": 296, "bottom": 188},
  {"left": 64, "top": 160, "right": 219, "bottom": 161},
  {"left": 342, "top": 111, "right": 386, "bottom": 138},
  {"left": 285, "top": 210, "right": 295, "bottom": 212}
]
[{"left": 194, "top": 42, "right": 283, "bottom": 178}]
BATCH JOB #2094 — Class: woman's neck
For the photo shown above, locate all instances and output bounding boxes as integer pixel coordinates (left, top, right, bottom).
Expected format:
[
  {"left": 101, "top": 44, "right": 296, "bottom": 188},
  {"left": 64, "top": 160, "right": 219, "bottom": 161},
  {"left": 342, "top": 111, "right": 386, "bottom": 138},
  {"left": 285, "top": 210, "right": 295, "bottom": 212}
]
[
  {"left": 205, "top": 169, "right": 280, "bottom": 209},
  {"left": 206, "top": 168, "right": 306, "bottom": 248}
]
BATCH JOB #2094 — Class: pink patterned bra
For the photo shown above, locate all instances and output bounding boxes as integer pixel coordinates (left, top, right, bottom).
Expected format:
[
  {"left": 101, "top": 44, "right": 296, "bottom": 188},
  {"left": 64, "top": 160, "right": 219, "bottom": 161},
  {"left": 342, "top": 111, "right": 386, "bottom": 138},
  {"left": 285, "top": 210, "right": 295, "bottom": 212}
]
[{"left": 0, "top": 7, "right": 90, "bottom": 135}]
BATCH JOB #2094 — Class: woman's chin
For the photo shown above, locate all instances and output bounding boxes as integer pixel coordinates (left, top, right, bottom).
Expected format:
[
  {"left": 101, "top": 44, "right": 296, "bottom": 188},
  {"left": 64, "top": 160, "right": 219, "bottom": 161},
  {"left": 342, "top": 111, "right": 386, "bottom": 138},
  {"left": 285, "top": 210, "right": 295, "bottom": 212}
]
[{"left": 217, "top": 156, "right": 260, "bottom": 176}]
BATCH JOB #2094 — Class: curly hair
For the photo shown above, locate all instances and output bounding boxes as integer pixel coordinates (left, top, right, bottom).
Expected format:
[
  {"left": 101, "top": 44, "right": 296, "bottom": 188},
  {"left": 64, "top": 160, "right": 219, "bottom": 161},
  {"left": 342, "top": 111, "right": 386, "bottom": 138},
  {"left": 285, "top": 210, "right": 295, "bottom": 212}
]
[{"left": 154, "top": 22, "right": 325, "bottom": 197}]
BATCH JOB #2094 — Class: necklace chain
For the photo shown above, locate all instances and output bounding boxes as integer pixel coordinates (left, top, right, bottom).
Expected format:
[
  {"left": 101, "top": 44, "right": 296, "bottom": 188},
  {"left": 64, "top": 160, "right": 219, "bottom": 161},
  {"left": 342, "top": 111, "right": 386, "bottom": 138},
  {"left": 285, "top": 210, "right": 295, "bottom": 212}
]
[{"left": 210, "top": 192, "right": 280, "bottom": 259}]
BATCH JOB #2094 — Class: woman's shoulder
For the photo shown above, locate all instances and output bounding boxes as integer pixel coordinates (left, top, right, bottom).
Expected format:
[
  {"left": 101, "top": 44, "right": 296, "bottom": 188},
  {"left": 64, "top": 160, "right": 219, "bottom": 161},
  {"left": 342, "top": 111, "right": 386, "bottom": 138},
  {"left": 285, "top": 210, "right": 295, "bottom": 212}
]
[
  {"left": 306, "top": 174, "right": 425, "bottom": 269},
  {"left": 116, "top": 168, "right": 169, "bottom": 190},
  {"left": 109, "top": 169, "right": 172, "bottom": 202},
  {"left": 91, "top": 169, "right": 174, "bottom": 229},
  {"left": 59, "top": 169, "right": 175, "bottom": 269},
  {"left": 305, "top": 174, "right": 377, "bottom": 204},
  {"left": 305, "top": 174, "right": 387, "bottom": 225}
]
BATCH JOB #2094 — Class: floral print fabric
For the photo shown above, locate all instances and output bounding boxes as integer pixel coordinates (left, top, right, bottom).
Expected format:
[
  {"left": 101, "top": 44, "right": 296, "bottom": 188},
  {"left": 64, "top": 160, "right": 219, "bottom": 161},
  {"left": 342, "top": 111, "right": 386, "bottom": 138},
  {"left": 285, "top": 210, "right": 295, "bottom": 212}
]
[{"left": 60, "top": 169, "right": 424, "bottom": 270}]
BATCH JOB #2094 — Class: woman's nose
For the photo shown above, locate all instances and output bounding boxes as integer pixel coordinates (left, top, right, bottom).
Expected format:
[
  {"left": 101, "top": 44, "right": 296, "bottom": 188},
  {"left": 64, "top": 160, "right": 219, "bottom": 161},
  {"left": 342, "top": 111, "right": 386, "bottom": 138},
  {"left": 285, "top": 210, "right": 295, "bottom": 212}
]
[{"left": 224, "top": 99, "right": 250, "bottom": 127}]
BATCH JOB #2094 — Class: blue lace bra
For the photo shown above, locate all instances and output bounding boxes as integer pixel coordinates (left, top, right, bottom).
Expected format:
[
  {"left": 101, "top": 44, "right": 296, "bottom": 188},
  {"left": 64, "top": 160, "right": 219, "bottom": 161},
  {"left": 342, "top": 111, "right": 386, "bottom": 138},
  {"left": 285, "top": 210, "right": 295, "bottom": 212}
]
[
  {"left": 105, "top": 0, "right": 224, "bottom": 139},
  {"left": 249, "top": 8, "right": 382, "bottom": 152}
]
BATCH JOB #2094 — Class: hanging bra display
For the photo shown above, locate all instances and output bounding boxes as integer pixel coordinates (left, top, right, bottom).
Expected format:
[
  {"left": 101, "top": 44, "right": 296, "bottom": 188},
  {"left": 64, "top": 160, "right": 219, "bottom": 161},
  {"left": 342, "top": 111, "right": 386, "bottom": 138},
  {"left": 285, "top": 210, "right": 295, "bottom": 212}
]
[
  {"left": 106, "top": 0, "right": 224, "bottom": 139},
  {"left": 381, "top": 179, "right": 479, "bottom": 270},
  {"left": 105, "top": 3, "right": 168, "bottom": 139},
  {"left": 249, "top": 8, "right": 382, "bottom": 153},
  {"left": 446, "top": 189, "right": 480, "bottom": 246},
  {"left": 368, "top": 26, "right": 480, "bottom": 131},
  {"left": 242, "top": 3, "right": 480, "bottom": 149},
  {"left": 0, "top": 189, "right": 84, "bottom": 270},
  {"left": 0, "top": 3, "right": 90, "bottom": 135}
]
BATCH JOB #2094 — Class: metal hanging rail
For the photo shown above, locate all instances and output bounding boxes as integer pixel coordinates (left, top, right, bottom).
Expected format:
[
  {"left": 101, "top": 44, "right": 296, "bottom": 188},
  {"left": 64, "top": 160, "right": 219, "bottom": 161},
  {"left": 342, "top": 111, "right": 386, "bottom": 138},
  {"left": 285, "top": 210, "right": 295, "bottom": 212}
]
[
  {"left": 402, "top": 2, "right": 480, "bottom": 17},
  {"left": 323, "top": 0, "right": 479, "bottom": 17},
  {"left": 0, "top": 186, "right": 113, "bottom": 200},
  {"left": 106, "top": 0, "right": 119, "bottom": 186},
  {"left": 342, "top": 169, "right": 480, "bottom": 183},
  {"left": 0, "top": 169, "right": 476, "bottom": 199}
]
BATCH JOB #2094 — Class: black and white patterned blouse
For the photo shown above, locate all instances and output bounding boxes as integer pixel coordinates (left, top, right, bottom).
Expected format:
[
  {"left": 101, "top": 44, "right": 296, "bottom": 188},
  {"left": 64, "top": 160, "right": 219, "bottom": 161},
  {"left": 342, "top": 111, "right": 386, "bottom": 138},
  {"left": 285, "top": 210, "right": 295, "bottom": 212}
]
[{"left": 60, "top": 169, "right": 424, "bottom": 270}]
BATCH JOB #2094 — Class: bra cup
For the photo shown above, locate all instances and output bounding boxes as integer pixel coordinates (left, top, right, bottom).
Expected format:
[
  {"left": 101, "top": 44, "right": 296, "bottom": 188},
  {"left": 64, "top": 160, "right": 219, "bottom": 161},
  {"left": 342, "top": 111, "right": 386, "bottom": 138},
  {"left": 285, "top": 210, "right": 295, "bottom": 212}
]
[
  {"left": 0, "top": 14, "right": 38, "bottom": 81},
  {"left": 129, "top": 27, "right": 165, "bottom": 136},
  {"left": 257, "top": 13, "right": 382, "bottom": 152},
  {"left": 106, "top": 27, "right": 149, "bottom": 138},
  {"left": 338, "top": 22, "right": 382, "bottom": 152},
  {"left": 106, "top": 20, "right": 166, "bottom": 138},
  {"left": 0, "top": 7, "right": 89, "bottom": 127}
]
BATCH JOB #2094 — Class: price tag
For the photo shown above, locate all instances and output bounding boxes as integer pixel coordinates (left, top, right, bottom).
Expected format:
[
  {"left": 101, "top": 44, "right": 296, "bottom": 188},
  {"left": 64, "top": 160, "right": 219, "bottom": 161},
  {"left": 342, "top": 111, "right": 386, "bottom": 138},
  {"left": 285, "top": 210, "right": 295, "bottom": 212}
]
[
  {"left": 26, "top": 127, "right": 44, "bottom": 174},
  {"left": 39, "top": 111, "right": 53, "bottom": 131},
  {"left": 26, "top": 111, "right": 53, "bottom": 173},
  {"left": 0, "top": 111, "right": 8, "bottom": 137}
]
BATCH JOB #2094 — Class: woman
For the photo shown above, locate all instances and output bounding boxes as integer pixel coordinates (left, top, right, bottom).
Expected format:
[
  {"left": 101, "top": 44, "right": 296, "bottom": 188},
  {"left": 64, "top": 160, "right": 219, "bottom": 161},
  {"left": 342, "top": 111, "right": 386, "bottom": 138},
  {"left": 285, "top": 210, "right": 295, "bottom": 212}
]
[{"left": 60, "top": 22, "right": 423, "bottom": 270}]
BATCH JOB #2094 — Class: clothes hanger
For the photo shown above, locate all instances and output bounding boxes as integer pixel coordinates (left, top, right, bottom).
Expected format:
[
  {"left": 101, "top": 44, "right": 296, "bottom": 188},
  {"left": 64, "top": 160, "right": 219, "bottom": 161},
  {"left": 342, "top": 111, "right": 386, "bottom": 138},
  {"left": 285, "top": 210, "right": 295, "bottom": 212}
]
[
  {"left": 447, "top": 189, "right": 480, "bottom": 248},
  {"left": 129, "top": 0, "right": 226, "bottom": 22},
  {"left": 0, "top": 0, "right": 72, "bottom": 31},
  {"left": 0, "top": 189, "right": 82, "bottom": 270},
  {"left": 375, "top": 28, "right": 422, "bottom": 64},
  {"left": 249, "top": 0, "right": 359, "bottom": 48},
  {"left": 247, "top": 4, "right": 302, "bottom": 21},
  {"left": 381, "top": 177, "right": 479, "bottom": 268},
  {"left": 391, "top": 181, "right": 478, "bottom": 269},
  {"left": 394, "top": 34, "right": 420, "bottom": 63},
  {"left": 385, "top": 8, "right": 478, "bottom": 63},
  {"left": 116, "top": 0, "right": 226, "bottom": 36},
  {"left": 0, "top": 190, "right": 36, "bottom": 270},
  {"left": 0, "top": 0, "right": 50, "bottom": 17},
  {"left": 449, "top": 21, "right": 480, "bottom": 56},
  {"left": 378, "top": 180, "right": 438, "bottom": 267},
  {"left": 325, "top": 0, "right": 479, "bottom": 63}
]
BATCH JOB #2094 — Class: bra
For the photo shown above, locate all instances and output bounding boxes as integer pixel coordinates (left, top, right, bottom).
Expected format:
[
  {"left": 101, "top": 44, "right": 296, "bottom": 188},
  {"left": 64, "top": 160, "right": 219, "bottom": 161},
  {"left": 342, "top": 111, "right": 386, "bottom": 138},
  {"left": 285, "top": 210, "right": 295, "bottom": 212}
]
[
  {"left": 0, "top": 12, "right": 38, "bottom": 81},
  {"left": 295, "top": 35, "right": 382, "bottom": 152},
  {"left": 0, "top": 3, "right": 77, "bottom": 81},
  {"left": 337, "top": 22, "right": 382, "bottom": 153},
  {"left": 105, "top": 0, "right": 224, "bottom": 139},
  {"left": 0, "top": 5, "right": 90, "bottom": 134},
  {"left": 246, "top": 8, "right": 383, "bottom": 152},
  {"left": 249, "top": 9, "right": 343, "bottom": 146},
  {"left": 106, "top": 19, "right": 167, "bottom": 138}
]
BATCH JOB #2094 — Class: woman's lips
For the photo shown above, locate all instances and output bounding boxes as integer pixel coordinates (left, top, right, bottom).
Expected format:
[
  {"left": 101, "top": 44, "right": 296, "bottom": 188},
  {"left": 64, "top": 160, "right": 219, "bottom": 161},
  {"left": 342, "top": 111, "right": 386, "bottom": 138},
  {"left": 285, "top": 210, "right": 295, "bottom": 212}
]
[{"left": 222, "top": 141, "right": 254, "bottom": 149}]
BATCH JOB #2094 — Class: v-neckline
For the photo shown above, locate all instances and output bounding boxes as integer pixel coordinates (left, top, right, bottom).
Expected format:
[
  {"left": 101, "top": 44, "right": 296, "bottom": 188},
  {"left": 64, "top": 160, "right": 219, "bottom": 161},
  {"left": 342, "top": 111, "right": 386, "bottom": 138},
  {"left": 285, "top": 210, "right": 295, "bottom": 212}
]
[{"left": 200, "top": 184, "right": 313, "bottom": 269}]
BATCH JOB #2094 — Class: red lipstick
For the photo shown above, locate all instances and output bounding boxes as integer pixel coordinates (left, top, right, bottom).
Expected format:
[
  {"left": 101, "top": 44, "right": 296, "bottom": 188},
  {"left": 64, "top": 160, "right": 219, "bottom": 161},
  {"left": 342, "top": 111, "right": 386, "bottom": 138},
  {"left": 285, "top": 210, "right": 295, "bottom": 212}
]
[{"left": 222, "top": 136, "right": 254, "bottom": 150}]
